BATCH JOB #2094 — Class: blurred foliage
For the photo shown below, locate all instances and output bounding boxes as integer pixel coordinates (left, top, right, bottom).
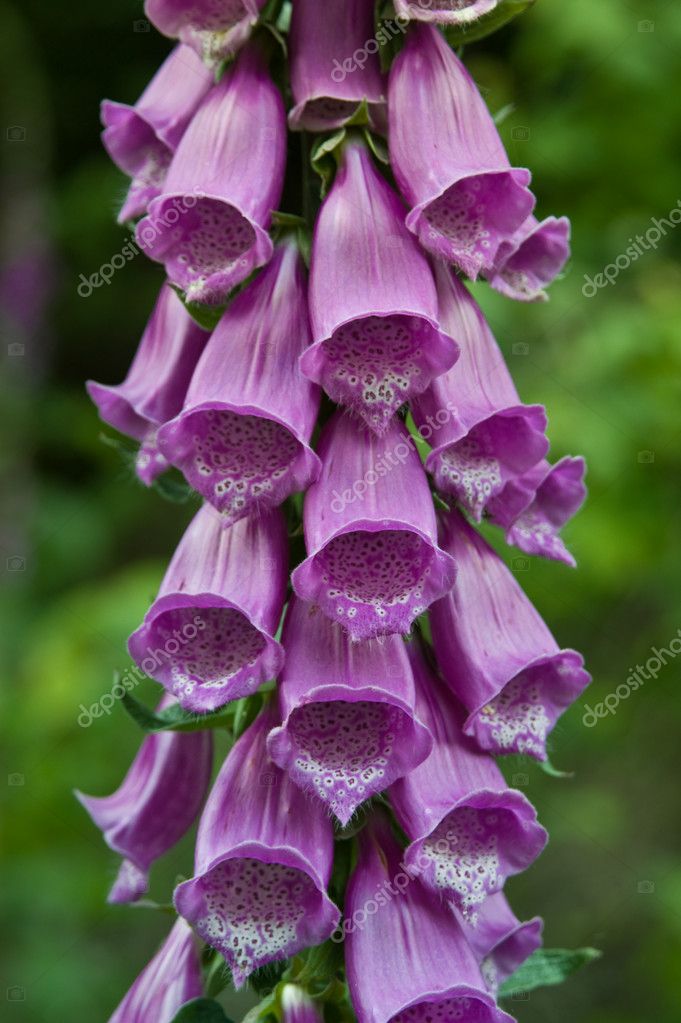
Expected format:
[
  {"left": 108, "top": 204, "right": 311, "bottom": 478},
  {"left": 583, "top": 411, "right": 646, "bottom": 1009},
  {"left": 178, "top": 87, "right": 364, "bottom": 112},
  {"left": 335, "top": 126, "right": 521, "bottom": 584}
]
[{"left": 1, "top": 0, "right": 680, "bottom": 1021}]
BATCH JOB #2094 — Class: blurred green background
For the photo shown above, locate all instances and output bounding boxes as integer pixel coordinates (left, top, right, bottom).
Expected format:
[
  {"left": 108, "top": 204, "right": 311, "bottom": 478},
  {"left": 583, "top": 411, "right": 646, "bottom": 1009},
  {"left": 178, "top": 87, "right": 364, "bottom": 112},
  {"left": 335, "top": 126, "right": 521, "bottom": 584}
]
[{"left": 1, "top": 0, "right": 680, "bottom": 1020}]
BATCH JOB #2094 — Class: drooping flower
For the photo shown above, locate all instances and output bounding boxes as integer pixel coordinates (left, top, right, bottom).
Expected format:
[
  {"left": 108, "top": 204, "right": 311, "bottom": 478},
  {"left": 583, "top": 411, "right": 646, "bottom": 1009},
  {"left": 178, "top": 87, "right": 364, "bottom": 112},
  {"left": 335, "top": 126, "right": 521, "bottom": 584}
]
[
  {"left": 108, "top": 918, "right": 202, "bottom": 1023},
  {"left": 485, "top": 215, "right": 571, "bottom": 301},
  {"left": 393, "top": 0, "right": 500, "bottom": 24},
  {"left": 411, "top": 263, "right": 548, "bottom": 520},
  {"left": 487, "top": 456, "right": 587, "bottom": 566},
  {"left": 174, "top": 704, "right": 340, "bottom": 987},
  {"left": 157, "top": 238, "right": 321, "bottom": 525},
  {"left": 388, "top": 23, "right": 535, "bottom": 279},
  {"left": 101, "top": 44, "right": 213, "bottom": 223},
  {"left": 75, "top": 694, "right": 213, "bottom": 903},
  {"left": 430, "top": 508, "right": 590, "bottom": 760},
  {"left": 288, "top": 0, "right": 386, "bottom": 133},
  {"left": 145, "top": 0, "right": 267, "bottom": 69},
  {"left": 300, "top": 140, "right": 458, "bottom": 434},
  {"left": 281, "top": 984, "right": 324, "bottom": 1023},
  {"left": 292, "top": 412, "right": 457, "bottom": 640},
  {"left": 128, "top": 504, "right": 286, "bottom": 713},
  {"left": 267, "top": 597, "right": 432, "bottom": 825},
  {"left": 454, "top": 892, "right": 543, "bottom": 994},
  {"left": 136, "top": 42, "right": 286, "bottom": 305},
  {"left": 87, "top": 283, "right": 209, "bottom": 486},
  {"left": 389, "top": 643, "right": 546, "bottom": 919},
  {"left": 344, "top": 811, "right": 515, "bottom": 1023}
]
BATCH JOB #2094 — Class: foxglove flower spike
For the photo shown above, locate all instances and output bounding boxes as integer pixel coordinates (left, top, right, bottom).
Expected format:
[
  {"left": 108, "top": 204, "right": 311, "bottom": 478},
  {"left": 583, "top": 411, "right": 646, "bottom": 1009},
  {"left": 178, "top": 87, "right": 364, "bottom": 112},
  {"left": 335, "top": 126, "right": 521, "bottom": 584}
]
[
  {"left": 430, "top": 508, "right": 590, "bottom": 760},
  {"left": 174, "top": 705, "right": 340, "bottom": 986},
  {"left": 87, "top": 284, "right": 209, "bottom": 486},
  {"left": 157, "top": 239, "right": 321, "bottom": 524},
  {"left": 389, "top": 23, "right": 535, "bottom": 278},
  {"left": 76, "top": 694, "right": 213, "bottom": 903},
  {"left": 267, "top": 597, "right": 432, "bottom": 825},
  {"left": 292, "top": 412, "right": 457, "bottom": 640},
  {"left": 128, "top": 504, "right": 286, "bottom": 712}
]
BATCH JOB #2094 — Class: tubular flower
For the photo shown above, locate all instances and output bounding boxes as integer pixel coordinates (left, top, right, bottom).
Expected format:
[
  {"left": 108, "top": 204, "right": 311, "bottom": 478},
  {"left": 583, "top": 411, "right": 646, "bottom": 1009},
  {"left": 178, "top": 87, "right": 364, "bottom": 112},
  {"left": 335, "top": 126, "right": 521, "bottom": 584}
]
[
  {"left": 485, "top": 215, "right": 571, "bottom": 302},
  {"left": 174, "top": 705, "right": 340, "bottom": 987},
  {"left": 411, "top": 264, "right": 549, "bottom": 520},
  {"left": 388, "top": 23, "right": 535, "bottom": 279},
  {"left": 345, "top": 812, "right": 515, "bottom": 1023},
  {"left": 108, "top": 918, "right": 202, "bottom": 1023},
  {"left": 393, "top": 1, "right": 500, "bottom": 24},
  {"left": 128, "top": 504, "right": 286, "bottom": 713},
  {"left": 300, "top": 141, "right": 458, "bottom": 434},
  {"left": 291, "top": 412, "right": 457, "bottom": 640},
  {"left": 430, "top": 508, "right": 590, "bottom": 760},
  {"left": 145, "top": 0, "right": 267, "bottom": 69},
  {"left": 288, "top": 0, "right": 386, "bottom": 133},
  {"left": 86, "top": 283, "right": 209, "bottom": 486},
  {"left": 267, "top": 597, "right": 432, "bottom": 826},
  {"left": 389, "top": 644, "right": 546, "bottom": 919},
  {"left": 75, "top": 694, "right": 213, "bottom": 903},
  {"left": 157, "top": 239, "right": 321, "bottom": 525},
  {"left": 487, "top": 455, "right": 587, "bottom": 566},
  {"left": 100, "top": 44, "right": 213, "bottom": 223},
  {"left": 136, "top": 42, "right": 286, "bottom": 305},
  {"left": 281, "top": 985, "right": 324, "bottom": 1023},
  {"left": 454, "top": 892, "right": 543, "bottom": 994}
]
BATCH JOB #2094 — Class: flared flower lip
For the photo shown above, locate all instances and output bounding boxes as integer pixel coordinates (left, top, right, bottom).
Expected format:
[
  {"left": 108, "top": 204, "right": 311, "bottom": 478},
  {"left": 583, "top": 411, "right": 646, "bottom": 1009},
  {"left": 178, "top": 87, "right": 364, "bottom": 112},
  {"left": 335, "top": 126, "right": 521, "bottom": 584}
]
[
  {"left": 384, "top": 984, "right": 513, "bottom": 1023},
  {"left": 100, "top": 99, "right": 171, "bottom": 177},
  {"left": 128, "top": 591, "right": 284, "bottom": 698},
  {"left": 424, "top": 403, "right": 549, "bottom": 474},
  {"left": 267, "top": 684, "right": 433, "bottom": 823},
  {"left": 489, "top": 215, "right": 571, "bottom": 302},
  {"left": 484, "top": 914, "right": 543, "bottom": 978},
  {"left": 462, "top": 648, "right": 591, "bottom": 760},
  {"left": 288, "top": 96, "right": 387, "bottom": 134},
  {"left": 137, "top": 190, "right": 274, "bottom": 299},
  {"left": 292, "top": 519, "right": 457, "bottom": 601},
  {"left": 403, "top": 786, "right": 548, "bottom": 877},
  {"left": 174, "top": 840, "right": 341, "bottom": 986},
  {"left": 157, "top": 399, "right": 322, "bottom": 493},
  {"left": 405, "top": 168, "right": 533, "bottom": 274},
  {"left": 86, "top": 379, "right": 151, "bottom": 443},
  {"left": 73, "top": 789, "right": 152, "bottom": 873},
  {"left": 299, "top": 309, "right": 459, "bottom": 384}
]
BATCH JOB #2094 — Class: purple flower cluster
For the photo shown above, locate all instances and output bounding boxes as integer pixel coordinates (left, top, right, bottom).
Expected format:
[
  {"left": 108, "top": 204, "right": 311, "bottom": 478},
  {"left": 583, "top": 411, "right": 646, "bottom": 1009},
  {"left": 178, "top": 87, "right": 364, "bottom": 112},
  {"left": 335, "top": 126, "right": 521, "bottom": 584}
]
[{"left": 81, "top": 4, "right": 589, "bottom": 1022}]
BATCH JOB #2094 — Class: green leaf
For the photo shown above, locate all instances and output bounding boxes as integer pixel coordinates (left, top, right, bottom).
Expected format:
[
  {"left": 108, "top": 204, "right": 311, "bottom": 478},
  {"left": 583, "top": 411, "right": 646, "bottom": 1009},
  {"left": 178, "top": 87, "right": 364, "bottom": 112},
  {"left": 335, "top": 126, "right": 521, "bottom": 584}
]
[
  {"left": 362, "top": 128, "right": 389, "bottom": 165},
  {"left": 499, "top": 947, "right": 602, "bottom": 998},
  {"left": 310, "top": 130, "right": 347, "bottom": 195},
  {"left": 170, "top": 998, "right": 234, "bottom": 1023},
  {"left": 170, "top": 285, "right": 226, "bottom": 330},
  {"left": 444, "top": 0, "right": 536, "bottom": 47},
  {"left": 121, "top": 691, "right": 235, "bottom": 733}
]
